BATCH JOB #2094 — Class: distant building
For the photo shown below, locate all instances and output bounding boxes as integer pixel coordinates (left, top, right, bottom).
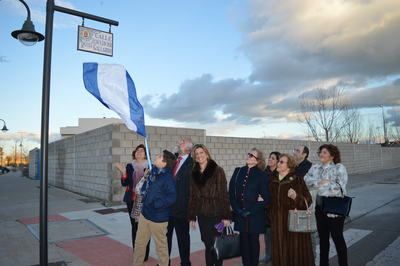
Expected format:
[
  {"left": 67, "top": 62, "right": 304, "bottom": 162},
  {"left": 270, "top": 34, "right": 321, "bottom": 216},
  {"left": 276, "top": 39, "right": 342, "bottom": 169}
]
[{"left": 60, "top": 118, "right": 121, "bottom": 138}]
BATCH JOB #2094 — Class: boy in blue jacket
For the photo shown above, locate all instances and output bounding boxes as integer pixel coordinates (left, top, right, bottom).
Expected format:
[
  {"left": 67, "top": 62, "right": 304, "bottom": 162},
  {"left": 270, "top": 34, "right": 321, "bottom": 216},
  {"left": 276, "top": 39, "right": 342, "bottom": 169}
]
[{"left": 133, "top": 150, "right": 177, "bottom": 266}]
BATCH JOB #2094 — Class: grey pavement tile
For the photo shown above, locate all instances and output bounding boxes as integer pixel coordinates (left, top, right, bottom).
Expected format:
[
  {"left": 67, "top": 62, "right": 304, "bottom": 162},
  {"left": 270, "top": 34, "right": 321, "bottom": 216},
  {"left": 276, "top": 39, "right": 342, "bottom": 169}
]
[
  {"left": 27, "top": 219, "right": 107, "bottom": 243},
  {"left": 0, "top": 221, "right": 89, "bottom": 266}
]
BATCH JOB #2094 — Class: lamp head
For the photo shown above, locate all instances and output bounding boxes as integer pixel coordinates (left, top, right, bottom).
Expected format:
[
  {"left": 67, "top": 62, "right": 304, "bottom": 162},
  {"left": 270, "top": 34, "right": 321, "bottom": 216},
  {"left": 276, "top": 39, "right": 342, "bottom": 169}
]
[{"left": 12, "top": 19, "right": 44, "bottom": 46}]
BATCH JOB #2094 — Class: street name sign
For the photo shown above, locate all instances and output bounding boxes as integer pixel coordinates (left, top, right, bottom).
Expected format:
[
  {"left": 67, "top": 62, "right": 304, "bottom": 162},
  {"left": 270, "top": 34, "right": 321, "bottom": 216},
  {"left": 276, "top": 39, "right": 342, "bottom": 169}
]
[{"left": 77, "top": 25, "right": 113, "bottom": 56}]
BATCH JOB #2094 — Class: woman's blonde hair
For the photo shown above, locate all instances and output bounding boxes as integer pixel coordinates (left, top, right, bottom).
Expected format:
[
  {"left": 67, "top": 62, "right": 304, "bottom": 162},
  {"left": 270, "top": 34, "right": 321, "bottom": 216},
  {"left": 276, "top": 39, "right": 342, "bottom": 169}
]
[{"left": 250, "top": 147, "right": 266, "bottom": 170}]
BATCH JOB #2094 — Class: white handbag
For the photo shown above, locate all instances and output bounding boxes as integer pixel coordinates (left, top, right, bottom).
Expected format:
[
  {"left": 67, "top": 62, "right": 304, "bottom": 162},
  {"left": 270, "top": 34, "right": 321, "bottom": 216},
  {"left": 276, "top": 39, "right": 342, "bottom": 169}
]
[{"left": 288, "top": 199, "right": 317, "bottom": 233}]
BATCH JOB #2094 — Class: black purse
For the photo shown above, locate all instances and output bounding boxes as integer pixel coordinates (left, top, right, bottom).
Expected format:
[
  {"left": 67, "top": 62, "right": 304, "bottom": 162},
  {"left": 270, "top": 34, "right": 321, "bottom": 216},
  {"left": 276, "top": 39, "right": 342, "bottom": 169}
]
[
  {"left": 211, "top": 226, "right": 241, "bottom": 260},
  {"left": 321, "top": 181, "right": 353, "bottom": 216}
]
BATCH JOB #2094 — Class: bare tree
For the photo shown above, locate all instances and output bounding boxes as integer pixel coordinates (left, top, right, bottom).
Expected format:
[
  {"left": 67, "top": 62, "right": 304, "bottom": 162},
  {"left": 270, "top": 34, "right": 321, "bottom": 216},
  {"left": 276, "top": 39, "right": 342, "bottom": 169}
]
[
  {"left": 388, "top": 125, "right": 400, "bottom": 143},
  {"left": 367, "top": 120, "right": 379, "bottom": 144},
  {"left": 20, "top": 147, "right": 30, "bottom": 165},
  {"left": 299, "top": 87, "right": 349, "bottom": 142},
  {"left": 342, "top": 107, "right": 362, "bottom": 143},
  {"left": 5, "top": 156, "right": 12, "bottom": 166},
  {"left": 0, "top": 147, "right": 3, "bottom": 166}
]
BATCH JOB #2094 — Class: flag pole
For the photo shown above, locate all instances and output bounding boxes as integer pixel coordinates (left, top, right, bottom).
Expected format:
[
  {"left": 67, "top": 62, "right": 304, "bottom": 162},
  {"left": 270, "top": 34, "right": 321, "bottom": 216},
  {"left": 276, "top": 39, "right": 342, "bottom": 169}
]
[{"left": 144, "top": 137, "right": 152, "bottom": 171}]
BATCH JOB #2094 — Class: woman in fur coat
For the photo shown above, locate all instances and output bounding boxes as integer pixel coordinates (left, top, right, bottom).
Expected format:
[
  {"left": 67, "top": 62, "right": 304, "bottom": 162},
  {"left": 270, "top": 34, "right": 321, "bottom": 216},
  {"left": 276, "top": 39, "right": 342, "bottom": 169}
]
[
  {"left": 188, "top": 144, "right": 231, "bottom": 266},
  {"left": 269, "top": 154, "right": 314, "bottom": 266}
]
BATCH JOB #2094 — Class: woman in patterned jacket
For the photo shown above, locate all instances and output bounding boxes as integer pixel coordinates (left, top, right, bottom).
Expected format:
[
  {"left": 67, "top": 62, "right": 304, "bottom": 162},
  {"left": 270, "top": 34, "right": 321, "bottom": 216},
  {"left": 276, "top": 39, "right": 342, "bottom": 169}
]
[{"left": 304, "top": 144, "right": 349, "bottom": 266}]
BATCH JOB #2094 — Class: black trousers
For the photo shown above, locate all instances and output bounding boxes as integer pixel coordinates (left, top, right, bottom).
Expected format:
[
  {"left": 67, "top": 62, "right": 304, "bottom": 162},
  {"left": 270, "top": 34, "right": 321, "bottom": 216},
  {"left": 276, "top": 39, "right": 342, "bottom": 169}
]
[
  {"left": 316, "top": 206, "right": 348, "bottom": 266},
  {"left": 197, "top": 215, "right": 223, "bottom": 266},
  {"left": 167, "top": 216, "right": 191, "bottom": 266},
  {"left": 240, "top": 232, "right": 260, "bottom": 266},
  {"left": 126, "top": 202, "right": 150, "bottom": 261}
]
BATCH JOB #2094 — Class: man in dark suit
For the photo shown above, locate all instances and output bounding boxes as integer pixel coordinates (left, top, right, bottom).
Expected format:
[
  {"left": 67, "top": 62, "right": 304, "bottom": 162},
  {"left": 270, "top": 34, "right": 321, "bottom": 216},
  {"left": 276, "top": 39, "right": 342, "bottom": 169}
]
[
  {"left": 167, "top": 137, "right": 193, "bottom": 266},
  {"left": 293, "top": 145, "right": 312, "bottom": 178}
]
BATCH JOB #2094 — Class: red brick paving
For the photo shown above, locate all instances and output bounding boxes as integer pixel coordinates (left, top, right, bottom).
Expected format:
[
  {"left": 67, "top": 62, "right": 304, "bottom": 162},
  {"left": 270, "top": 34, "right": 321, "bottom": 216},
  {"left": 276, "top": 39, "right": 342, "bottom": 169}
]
[
  {"left": 170, "top": 249, "right": 242, "bottom": 266},
  {"left": 57, "top": 235, "right": 247, "bottom": 266},
  {"left": 57, "top": 236, "right": 157, "bottom": 266}
]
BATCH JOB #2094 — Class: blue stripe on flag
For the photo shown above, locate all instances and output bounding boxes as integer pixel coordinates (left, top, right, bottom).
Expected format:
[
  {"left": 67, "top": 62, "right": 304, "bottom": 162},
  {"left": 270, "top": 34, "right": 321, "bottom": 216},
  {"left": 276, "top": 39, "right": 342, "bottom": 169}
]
[
  {"left": 83, "top": 63, "right": 109, "bottom": 109},
  {"left": 126, "top": 71, "right": 146, "bottom": 137}
]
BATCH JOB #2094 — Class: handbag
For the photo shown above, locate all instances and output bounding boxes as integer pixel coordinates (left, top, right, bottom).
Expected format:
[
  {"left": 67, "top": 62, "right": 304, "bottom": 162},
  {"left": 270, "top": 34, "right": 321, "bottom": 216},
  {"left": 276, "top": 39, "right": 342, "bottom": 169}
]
[
  {"left": 211, "top": 226, "right": 241, "bottom": 260},
  {"left": 288, "top": 199, "right": 317, "bottom": 233},
  {"left": 321, "top": 181, "right": 352, "bottom": 217}
]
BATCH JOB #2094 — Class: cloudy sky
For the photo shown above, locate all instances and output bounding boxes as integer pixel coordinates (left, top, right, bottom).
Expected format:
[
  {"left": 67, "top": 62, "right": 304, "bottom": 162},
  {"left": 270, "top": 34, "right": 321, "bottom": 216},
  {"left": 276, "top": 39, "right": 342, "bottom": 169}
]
[{"left": 1, "top": 0, "right": 400, "bottom": 153}]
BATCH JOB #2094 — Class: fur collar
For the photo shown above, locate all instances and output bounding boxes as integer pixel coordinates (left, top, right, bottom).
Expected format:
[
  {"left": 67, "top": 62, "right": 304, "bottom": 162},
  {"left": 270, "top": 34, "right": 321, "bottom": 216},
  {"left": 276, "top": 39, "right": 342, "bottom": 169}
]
[{"left": 192, "top": 159, "right": 218, "bottom": 186}]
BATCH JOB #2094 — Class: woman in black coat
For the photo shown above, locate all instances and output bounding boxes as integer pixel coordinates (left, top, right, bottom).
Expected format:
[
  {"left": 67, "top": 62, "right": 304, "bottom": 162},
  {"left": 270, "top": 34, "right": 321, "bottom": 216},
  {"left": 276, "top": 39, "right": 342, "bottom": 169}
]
[{"left": 229, "top": 148, "right": 270, "bottom": 266}]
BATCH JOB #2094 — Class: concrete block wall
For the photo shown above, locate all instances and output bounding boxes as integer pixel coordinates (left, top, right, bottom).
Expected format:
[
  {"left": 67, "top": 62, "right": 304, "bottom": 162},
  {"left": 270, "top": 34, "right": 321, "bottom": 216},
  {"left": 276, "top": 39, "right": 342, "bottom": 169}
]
[
  {"left": 207, "top": 136, "right": 400, "bottom": 178},
  {"left": 48, "top": 124, "right": 114, "bottom": 201},
  {"left": 30, "top": 123, "right": 400, "bottom": 203}
]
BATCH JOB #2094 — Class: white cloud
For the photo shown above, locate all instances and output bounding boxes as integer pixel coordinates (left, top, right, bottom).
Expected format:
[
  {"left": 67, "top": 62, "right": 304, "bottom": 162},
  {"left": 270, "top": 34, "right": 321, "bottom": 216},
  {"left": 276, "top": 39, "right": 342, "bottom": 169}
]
[{"left": 244, "top": 0, "right": 400, "bottom": 81}]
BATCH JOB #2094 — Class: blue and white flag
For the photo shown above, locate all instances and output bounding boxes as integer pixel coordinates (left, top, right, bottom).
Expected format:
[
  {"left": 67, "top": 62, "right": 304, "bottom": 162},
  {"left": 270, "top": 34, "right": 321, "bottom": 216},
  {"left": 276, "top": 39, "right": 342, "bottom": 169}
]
[{"left": 83, "top": 63, "right": 146, "bottom": 137}]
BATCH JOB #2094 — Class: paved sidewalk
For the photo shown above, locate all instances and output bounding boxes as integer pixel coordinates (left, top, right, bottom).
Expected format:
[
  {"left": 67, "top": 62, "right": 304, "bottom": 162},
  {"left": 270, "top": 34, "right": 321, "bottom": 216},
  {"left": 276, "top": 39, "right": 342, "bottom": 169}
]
[
  {"left": 347, "top": 196, "right": 400, "bottom": 266},
  {"left": 0, "top": 168, "right": 399, "bottom": 266},
  {"left": 366, "top": 233, "right": 400, "bottom": 265}
]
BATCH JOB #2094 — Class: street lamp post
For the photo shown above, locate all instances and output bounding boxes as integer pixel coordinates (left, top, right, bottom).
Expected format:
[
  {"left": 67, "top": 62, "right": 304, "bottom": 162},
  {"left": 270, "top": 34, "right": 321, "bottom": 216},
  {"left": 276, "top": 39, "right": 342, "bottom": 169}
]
[
  {"left": 12, "top": 1, "right": 118, "bottom": 265},
  {"left": 0, "top": 119, "right": 9, "bottom": 132}
]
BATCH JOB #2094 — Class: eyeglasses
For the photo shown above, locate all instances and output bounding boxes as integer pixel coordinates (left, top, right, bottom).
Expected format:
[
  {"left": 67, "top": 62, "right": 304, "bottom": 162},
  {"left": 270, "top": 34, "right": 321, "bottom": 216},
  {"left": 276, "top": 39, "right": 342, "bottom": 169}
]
[
  {"left": 247, "top": 153, "right": 259, "bottom": 160},
  {"left": 278, "top": 160, "right": 287, "bottom": 164},
  {"left": 293, "top": 148, "right": 301, "bottom": 153}
]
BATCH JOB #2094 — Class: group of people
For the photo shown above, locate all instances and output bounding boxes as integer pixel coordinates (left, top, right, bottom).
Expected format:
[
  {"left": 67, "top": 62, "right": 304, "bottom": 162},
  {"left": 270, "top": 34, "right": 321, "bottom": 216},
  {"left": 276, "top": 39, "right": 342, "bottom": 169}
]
[{"left": 115, "top": 137, "right": 349, "bottom": 266}]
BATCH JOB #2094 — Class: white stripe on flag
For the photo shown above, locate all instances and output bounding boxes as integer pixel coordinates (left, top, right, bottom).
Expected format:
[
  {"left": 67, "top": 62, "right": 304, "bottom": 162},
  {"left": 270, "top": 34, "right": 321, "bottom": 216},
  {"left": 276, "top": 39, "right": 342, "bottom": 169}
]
[{"left": 96, "top": 64, "right": 138, "bottom": 132}]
